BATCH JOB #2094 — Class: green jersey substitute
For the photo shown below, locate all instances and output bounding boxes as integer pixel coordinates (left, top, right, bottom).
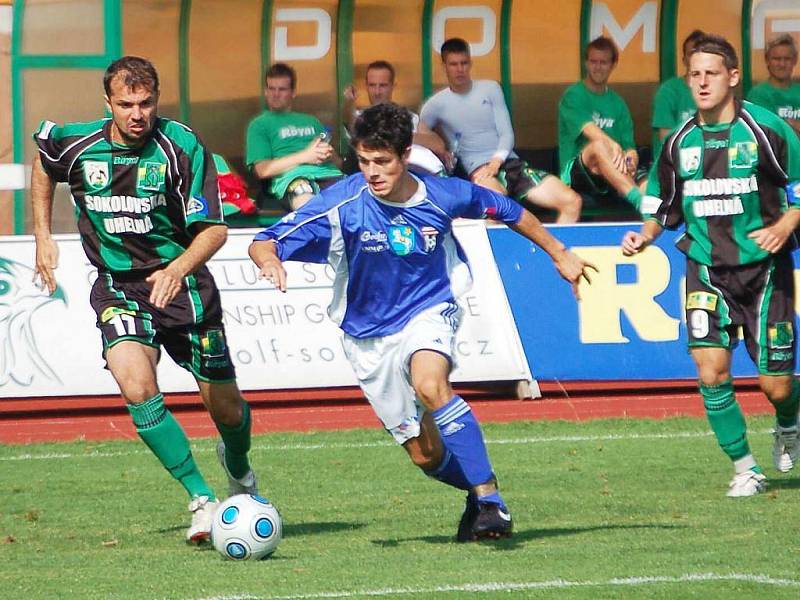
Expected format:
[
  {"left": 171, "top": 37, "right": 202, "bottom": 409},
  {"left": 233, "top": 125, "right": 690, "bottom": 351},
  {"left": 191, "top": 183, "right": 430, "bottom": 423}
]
[
  {"left": 557, "top": 81, "right": 635, "bottom": 174},
  {"left": 747, "top": 81, "right": 800, "bottom": 124},
  {"left": 651, "top": 75, "right": 696, "bottom": 160},
  {"left": 33, "top": 117, "right": 224, "bottom": 274},
  {"left": 643, "top": 100, "right": 800, "bottom": 266},
  {"left": 245, "top": 110, "right": 343, "bottom": 199}
]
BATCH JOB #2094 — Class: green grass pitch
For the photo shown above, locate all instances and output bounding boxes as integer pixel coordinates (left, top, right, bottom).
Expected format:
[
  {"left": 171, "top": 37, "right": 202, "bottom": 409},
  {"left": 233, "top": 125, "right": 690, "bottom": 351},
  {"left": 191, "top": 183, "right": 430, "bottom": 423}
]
[{"left": 2, "top": 416, "right": 800, "bottom": 599}]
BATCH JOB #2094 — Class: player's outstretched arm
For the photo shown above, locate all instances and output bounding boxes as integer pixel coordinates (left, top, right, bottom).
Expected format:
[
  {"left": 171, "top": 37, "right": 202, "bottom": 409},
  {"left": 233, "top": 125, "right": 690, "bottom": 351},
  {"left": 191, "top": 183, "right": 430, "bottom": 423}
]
[
  {"left": 30, "top": 154, "right": 59, "bottom": 295},
  {"left": 146, "top": 223, "right": 227, "bottom": 309},
  {"left": 510, "top": 210, "right": 597, "bottom": 299},
  {"left": 249, "top": 240, "right": 287, "bottom": 292},
  {"left": 621, "top": 220, "right": 663, "bottom": 256}
]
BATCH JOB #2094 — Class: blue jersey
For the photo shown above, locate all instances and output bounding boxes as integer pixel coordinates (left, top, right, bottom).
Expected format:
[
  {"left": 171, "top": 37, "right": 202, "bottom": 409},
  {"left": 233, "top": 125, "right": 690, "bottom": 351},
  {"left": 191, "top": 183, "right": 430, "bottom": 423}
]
[{"left": 254, "top": 172, "right": 523, "bottom": 338}]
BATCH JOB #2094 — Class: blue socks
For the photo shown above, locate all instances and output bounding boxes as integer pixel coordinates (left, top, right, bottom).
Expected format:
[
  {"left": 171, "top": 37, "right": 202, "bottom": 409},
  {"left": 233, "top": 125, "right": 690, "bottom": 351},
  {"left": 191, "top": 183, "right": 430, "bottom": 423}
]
[
  {"left": 431, "top": 395, "right": 504, "bottom": 506},
  {"left": 426, "top": 448, "right": 470, "bottom": 490}
]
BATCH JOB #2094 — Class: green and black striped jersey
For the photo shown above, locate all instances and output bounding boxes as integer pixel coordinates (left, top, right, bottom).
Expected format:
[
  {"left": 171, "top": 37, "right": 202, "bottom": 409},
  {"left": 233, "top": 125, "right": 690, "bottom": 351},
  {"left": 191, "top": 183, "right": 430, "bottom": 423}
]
[
  {"left": 643, "top": 100, "right": 800, "bottom": 266},
  {"left": 33, "top": 117, "right": 224, "bottom": 274}
]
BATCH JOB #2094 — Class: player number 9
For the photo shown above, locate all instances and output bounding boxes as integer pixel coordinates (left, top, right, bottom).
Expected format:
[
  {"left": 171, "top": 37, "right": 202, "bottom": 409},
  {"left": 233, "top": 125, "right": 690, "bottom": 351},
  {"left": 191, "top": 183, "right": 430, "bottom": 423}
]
[{"left": 689, "top": 310, "right": 709, "bottom": 339}]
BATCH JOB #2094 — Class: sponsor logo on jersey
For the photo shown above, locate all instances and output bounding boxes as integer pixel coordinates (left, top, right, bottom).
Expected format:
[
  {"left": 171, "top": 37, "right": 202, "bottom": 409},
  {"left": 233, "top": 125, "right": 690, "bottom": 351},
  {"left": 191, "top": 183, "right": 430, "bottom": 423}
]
[
  {"left": 592, "top": 112, "right": 615, "bottom": 129},
  {"left": 85, "top": 194, "right": 167, "bottom": 214},
  {"left": 421, "top": 226, "right": 439, "bottom": 252},
  {"left": 360, "top": 230, "right": 388, "bottom": 243},
  {"left": 137, "top": 161, "right": 166, "bottom": 191},
  {"left": 686, "top": 291, "right": 718, "bottom": 311},
  {"left": 679, "top": 147, "right": 701, "bottom": 175},
  {"left": 704, "top": 139, "right": 728, "bottom": 149},
  {"left": 187, "top": 195, "right": 208, "bottom": 216},
  {"left": 100, "top": 306, "right": 136, "bottom": 323},
  {"left": 278, "top": 125, "right": 316, "bottom": 139},
  {"left": 360, "top": 230, "right": 389, "bottom": 253},
  {"left": 84, "top": 161, "right": 110, "bottom": 190},
  {"left": 778, "top": 107, "right": 800, "bottom": 120},
  {"left": 729, "top": 142, "right": 758, "bottom": 168},
  {"left": 387, "top": 225, "right": 415, "bottom": 256},
  {"left": 103, "top": 215, "right": 154, "bottom": 234},
  {"left": 683, "top": 176, "right": 758, "bottom": 197},
  {"left": 691, "top": 197, "right": 745, "bottom": 217},
  {"left": 390, "top": 215, "right": 408, "bottom": 225}
]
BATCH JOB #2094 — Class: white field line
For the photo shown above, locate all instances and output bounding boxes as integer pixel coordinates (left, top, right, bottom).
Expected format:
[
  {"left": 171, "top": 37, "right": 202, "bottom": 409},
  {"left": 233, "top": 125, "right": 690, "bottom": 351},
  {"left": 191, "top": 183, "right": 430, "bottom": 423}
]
[
  {"left": 187, "top": 572, "right": 800, "bottom": 600},
  {"left": 0, "top": 428, "right": 776, "bottom": 462}
]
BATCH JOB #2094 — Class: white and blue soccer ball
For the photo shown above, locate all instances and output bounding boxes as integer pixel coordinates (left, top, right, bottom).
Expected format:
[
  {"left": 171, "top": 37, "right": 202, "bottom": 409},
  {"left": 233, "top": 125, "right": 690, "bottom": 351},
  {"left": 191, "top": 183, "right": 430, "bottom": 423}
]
[{"left": 211, "top": 494, "right": 282, "bottom": 560}]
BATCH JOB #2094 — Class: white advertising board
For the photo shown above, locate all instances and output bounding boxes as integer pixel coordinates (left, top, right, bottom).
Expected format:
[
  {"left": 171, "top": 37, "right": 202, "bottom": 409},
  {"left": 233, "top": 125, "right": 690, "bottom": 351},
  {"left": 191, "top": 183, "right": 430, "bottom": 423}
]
[{"left": 0, "top": 221, "right": 532, "bottom": 398}]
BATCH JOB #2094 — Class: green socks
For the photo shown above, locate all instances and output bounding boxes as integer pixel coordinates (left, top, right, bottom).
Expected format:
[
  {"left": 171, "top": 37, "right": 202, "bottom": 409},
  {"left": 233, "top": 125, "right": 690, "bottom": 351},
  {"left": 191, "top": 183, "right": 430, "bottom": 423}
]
[
  {"left": 700, "top": 379, "right": 753, "bottom": 466},
  {"left": 127, "top": 393, "right": 214, "bottom": 500},
  {"left": 215, "top": 400, "right": 253, "bottom": 479},
  {"left": 773, "top": 379, "right": 800, "bottom": 428},
  {"left": 625, "top": 187, "right": 642, "bottom": 210}
]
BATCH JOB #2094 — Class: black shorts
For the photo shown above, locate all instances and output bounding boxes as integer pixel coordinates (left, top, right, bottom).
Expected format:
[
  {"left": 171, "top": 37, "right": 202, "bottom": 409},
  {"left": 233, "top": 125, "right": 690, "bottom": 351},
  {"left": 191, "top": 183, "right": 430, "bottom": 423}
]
[
  {"left": 279, "top": 175, "right": 343, "bottom": 212},
  {"left": 562, "top": 154, "right": 609, "bottom": 196},
  {"left": 685, "top": 255, "right": 796, "bottom": 375},
  {"left": 479, "top": 158, "right": 548, "bottom": 201},
  {"left": 90, "top": 266, "right": 236, "bottom": 382}
]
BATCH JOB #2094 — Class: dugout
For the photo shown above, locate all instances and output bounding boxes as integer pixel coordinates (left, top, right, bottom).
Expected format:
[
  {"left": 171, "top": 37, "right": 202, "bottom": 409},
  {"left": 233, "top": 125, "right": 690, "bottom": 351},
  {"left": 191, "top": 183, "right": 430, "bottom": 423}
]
[{"left": 4, "top": 0, "right": 800, "bottom": 234}]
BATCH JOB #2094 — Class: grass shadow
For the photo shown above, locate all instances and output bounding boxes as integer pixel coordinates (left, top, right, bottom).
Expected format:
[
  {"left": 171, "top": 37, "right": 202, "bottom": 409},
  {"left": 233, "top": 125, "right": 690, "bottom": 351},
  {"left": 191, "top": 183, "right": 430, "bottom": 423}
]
[
  {"left": 371, "top": 522, "right": 685, "bottom": 549},
  {"left": 765, "top": 477, "right": 800, "bottom": 491},
  {"left": 284, "top": 521, "right": 366, "bottom": 536}
]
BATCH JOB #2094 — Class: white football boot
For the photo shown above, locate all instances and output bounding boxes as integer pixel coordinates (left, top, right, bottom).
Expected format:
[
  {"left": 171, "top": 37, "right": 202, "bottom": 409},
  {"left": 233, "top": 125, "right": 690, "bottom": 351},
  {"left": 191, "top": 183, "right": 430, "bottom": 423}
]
[
  {"left": 217, "top": 440, "right": 259, "bottom": 497},
  {"left": 772, "top": 422, "right": 800, "bottom": 473},
  {"left": 186, "top": 495, "right": 219, "bottom": 543},
  {"left": 726, "top": 470, "right": 767, "bottom": 498}
]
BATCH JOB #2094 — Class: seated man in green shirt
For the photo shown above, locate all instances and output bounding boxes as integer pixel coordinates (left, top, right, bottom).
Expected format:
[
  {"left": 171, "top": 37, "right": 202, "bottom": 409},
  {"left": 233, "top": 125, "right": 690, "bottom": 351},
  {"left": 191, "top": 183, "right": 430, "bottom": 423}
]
[
  {"left": 246, "top": 63, "right": 344, "bottom": 212},
  {"left": 651, "top": 29, "right": 704, "bottom": 160},
  {"left": 558, "top": 36, "right": 642, "bottom": 211},
  {"left": 747, "top": 34, "right": 800, "bottom": 136}
]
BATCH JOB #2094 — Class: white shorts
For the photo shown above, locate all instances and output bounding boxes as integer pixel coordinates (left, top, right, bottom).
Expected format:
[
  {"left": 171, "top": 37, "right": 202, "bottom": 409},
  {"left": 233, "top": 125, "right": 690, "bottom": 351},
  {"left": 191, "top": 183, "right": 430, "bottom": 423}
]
[
  {"left": 342, "top": 302, "right": 461, "bottom": 445},
  {"left": 408, "top": 144, "right": 446, "bottom": 176}
]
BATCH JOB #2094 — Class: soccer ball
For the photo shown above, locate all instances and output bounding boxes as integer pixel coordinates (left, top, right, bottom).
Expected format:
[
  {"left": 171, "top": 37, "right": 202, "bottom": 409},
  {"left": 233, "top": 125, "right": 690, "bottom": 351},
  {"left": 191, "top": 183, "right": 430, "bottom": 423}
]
[{"left": 211, "top": 494, "right": 282, "bottom": 560}]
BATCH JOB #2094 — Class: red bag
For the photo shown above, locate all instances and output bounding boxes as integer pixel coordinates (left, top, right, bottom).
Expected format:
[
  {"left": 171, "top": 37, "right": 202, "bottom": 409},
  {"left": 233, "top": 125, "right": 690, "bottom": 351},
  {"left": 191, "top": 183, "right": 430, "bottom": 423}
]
[{"left": 218, "top": 171, "right": 257, "bottom": 215}]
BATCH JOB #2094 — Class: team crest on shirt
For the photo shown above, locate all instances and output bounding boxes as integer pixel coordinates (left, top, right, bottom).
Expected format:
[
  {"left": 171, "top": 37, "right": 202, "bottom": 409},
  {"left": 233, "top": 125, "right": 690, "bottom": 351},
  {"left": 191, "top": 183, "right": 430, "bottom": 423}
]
[
  {"left": 387, "top": 225, "right": 415, "bottom": 256},
  {"left": 421, "top": 226, "right": 439, "bottom": 252},
  {"left": 137, "top": 161, "right": 166, "bottom": 191},
  {"left": 679, "top": 147, "right": 701, "bottom": 176},
  {"left": 729, "top": 142, "right": 758, "bottom": 168},
  {"left": 83, "top": 161, "right": 109, "bottom": 190}
]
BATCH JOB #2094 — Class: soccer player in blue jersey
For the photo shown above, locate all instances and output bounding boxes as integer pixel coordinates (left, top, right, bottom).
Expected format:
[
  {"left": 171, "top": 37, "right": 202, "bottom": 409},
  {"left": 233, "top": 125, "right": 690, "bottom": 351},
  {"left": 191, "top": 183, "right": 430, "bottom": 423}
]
[{"left": 249, "top": 103, "right": 594, "bottom": 541}]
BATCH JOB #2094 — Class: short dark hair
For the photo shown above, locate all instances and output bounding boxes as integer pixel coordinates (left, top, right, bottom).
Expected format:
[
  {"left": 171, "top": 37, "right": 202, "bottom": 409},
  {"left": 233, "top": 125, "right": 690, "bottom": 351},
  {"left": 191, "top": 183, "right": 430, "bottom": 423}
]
[
  {"left": 265, "top": 62, "right": 296, "bottom": 90},
  {"left": 585, "top": 36, "right": 619, "bottom": 64},
  {"left": 104, "top": 56, "right": 159, "bottom": 96},
  {"left": 682, "top": 29, "right": 706, "bottom": 56},
  {"left": 351, "top": 102, "right": 413, "bottom": 158},
  {"left": 691, "top": 34, "right": 739, "bottom": 70},
  {"left": 366, "top": 60, "right": 395, "bottom": 82},
  {"left": 440, "top": 37, "right": 470, "bottom": 61}
]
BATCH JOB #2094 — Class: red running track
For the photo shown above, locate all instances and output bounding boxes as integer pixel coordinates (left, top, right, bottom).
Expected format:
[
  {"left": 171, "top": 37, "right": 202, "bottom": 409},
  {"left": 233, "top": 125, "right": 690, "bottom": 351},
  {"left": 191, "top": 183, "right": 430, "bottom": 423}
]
[{"left": 0, "top": 380, "right": 774, "bottom": 445}]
